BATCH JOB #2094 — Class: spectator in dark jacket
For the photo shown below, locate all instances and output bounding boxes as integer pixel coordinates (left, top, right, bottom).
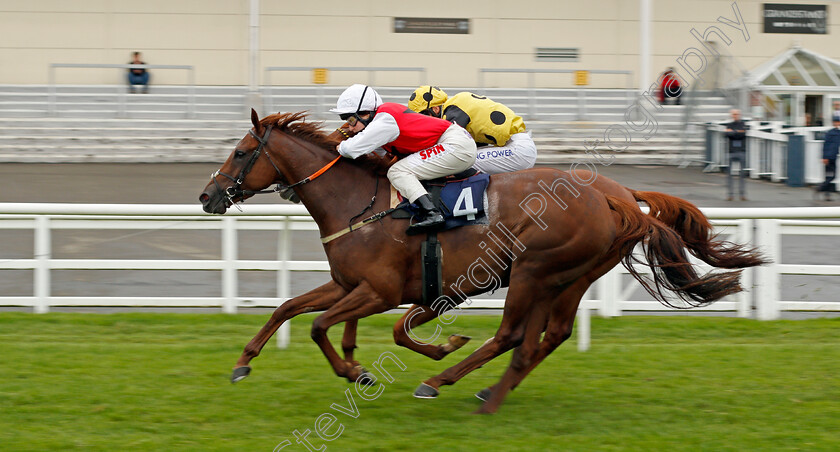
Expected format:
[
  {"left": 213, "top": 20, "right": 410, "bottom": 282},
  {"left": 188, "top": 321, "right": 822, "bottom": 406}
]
[
  {"left": 817, "top": 115, "right": 840, "bottom": 200},
  {"left": 725, "top": 109, "right": 748, "bottom": 201},
  {"left": 127, "top": 52, "right": 150, "bottom": 94}
]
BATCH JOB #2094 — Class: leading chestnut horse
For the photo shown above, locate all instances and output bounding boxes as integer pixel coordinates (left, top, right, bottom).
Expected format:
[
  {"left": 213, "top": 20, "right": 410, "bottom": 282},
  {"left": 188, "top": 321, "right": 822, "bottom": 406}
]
[{"left": 199, "top": 110, "right": 766, "bottom": 413}]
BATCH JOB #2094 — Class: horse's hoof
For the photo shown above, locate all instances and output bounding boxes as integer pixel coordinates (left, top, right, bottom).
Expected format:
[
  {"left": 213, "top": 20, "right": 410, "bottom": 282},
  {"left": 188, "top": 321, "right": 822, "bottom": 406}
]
[
  {"left": 475, "top": 388, "right": 492, "bottom": 402},
  {"left": 231, "top": 366, "right": 251, "bottom": 384},
  {"left": 441, "top": 334, "right": 472, "bottom": 353},
  {"left": 413, "top": 383, "right": 440, "bottom": 399},
  {"left": 354, "top": 367, "right": 376, "bottom": 387}
]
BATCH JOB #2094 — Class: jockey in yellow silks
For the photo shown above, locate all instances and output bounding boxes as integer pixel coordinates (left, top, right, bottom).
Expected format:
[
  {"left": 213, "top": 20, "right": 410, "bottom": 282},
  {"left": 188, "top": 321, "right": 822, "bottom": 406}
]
[{"left": 408, "top": 86, "right": 537, "bottom": 174}]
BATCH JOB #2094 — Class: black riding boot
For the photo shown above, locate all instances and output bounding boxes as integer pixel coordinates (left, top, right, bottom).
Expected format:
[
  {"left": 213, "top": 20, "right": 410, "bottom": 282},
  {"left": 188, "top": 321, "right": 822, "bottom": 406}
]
[{"left": 408, "top": 194, "right": 445, "bottom": 232}]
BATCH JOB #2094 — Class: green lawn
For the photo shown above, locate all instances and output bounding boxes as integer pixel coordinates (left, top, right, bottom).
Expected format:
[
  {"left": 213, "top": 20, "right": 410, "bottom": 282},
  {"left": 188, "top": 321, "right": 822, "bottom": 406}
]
[{"left": 0, "top": 313, "right": 837, "bottom": 451}]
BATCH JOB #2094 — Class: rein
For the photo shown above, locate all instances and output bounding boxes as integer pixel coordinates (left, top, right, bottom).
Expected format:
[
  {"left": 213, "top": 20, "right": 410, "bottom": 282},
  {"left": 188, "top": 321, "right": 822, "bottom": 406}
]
[
  {"left": 213, "top": 119, "right": 394, "bottom": 244},
  {"left": 210, "top": 125, "right": 341, "bottom": 206}
]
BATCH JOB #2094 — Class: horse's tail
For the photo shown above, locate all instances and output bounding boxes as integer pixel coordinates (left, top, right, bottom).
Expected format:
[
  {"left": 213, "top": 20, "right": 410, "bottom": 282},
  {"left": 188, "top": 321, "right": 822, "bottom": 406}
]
[
  {"left": 605, "top": 195, "right": 746, "bottom": 308},
  {"left": 631, "top": 190, "right": 768, "bottom": 269}
]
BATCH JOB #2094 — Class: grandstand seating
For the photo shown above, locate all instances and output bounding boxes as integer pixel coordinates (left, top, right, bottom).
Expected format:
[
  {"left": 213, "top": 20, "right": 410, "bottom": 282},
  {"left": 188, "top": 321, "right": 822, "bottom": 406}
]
[{"left": 0, "top": 85, "right": 733, "bottom": 164}]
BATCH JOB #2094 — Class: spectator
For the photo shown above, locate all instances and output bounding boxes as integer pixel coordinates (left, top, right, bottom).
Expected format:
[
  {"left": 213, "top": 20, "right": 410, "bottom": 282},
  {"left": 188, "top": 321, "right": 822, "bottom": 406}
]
[
  {"left": 658, "top": 68, "right": 682, "bottom": 105},
  {"left": 724, "top": 109, "right": 748, "bottom": 201},
  {"left": 816, "top": 115, "right": 840, "bottom": 201},
  {"left": 127, "top": 52, "right": 150, "bottom": 94}
]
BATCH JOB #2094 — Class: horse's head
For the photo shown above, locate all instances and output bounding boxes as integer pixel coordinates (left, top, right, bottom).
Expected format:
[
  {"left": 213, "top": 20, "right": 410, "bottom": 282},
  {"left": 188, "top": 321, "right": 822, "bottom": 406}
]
[{"left": 199, "top": 108, "right": 287, "bottom": 214}]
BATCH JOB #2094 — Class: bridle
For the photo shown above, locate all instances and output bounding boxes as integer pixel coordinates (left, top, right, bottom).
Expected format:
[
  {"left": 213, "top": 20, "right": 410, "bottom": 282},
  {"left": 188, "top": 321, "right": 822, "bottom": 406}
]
[
  {"left": 210, "top": 124, "right": 341, "bottom": 207},
  {"left": 209, "top": 117, "right": 394, "bottom": 244}
]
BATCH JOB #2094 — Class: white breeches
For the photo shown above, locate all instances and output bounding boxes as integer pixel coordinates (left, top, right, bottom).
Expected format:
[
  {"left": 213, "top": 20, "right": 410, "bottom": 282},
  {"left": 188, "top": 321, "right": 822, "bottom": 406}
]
[
  {"left": 471, "top": 131, "right": 537, "bottom": 174},
  {"left": 387, "top": 124, "right": 477, "bottom": 202}
]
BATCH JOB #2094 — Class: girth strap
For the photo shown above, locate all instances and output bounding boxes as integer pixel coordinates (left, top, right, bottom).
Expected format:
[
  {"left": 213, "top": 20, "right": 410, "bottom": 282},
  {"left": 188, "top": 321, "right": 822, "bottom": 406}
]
[{"left": 421, "top": 232, "right": 443, "bottom": 304}]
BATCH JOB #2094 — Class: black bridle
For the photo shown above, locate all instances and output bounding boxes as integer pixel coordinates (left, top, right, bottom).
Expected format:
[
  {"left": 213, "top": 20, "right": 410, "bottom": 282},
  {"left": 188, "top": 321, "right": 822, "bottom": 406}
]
[
  {"left": 210, "top": 125, "right": 284, "bottom": 206},
  {"left": 210, "top": 124, "right": 343, "bottom": 208}
]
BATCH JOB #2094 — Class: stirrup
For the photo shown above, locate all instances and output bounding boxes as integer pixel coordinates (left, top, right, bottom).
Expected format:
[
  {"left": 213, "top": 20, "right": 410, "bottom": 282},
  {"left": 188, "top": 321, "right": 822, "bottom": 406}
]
[{"left": 407, "top": 213, "right": 444, "bottom": 232}]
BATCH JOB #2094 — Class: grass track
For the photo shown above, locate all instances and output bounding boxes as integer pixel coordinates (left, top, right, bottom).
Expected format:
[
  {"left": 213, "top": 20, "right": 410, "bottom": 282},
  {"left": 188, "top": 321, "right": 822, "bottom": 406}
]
[{"left": 0, "top": 313, "right": 838, "bottom": 451}]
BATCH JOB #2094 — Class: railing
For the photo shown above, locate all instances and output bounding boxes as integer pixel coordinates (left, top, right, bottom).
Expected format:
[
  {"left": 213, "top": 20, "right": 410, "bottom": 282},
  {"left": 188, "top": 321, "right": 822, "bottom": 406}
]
[
  {"left": 477, "top": 68, "right": 635, "bottom": 120},
  {"left": 3, "top": 204, "right": 840, "bottom": 350},
  {"left": 47, "top": 63, "right": 196, "bottom": 118},
  {"left": 262, "top": 66, "right": 427, "bottom": 116},
  {"left": 705, "top": 121, "right": 834, "bottom": 186}
]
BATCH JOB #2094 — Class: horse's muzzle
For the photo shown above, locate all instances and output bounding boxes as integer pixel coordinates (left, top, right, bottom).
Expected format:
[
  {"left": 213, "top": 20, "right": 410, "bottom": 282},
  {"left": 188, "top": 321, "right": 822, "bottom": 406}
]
[{"left": 199, "top": 190, "right": 227, "bottom": 214}]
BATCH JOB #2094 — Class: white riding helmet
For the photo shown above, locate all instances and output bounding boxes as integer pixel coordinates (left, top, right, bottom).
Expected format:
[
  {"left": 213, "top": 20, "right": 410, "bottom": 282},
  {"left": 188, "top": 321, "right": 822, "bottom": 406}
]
[{"left": 330, "top": 84, "right": 383, "bottom": 115}]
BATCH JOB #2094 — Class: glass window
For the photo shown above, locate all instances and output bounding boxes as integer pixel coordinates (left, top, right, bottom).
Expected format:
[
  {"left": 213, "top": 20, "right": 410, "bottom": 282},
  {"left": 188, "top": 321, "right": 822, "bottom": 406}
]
[{"left": 796, "top": 53, "right": 834, "bottom": 86}]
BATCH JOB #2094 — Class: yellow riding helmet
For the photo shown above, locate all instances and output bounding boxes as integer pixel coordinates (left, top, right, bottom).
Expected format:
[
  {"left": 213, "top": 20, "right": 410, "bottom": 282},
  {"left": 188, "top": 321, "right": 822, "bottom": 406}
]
[{"left": 408, "top": 86, "right": 448, "bottom": 113}]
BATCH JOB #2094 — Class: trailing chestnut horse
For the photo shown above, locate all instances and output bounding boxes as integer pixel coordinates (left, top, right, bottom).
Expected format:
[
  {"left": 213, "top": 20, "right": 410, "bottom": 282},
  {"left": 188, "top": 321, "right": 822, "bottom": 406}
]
[{"left": 199, "top": 110, "right": 766, "bottom": 413}]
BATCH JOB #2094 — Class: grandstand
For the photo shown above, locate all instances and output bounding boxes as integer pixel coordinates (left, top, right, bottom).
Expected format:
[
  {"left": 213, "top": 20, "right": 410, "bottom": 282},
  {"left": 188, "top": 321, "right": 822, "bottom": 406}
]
[{"left": 0, "top": 84, "right": 732, "bottom": 164}]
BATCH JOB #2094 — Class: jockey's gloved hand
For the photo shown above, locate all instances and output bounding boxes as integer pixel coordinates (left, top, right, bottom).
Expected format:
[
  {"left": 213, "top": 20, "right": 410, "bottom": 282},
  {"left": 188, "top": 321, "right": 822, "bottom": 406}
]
[{"left": 279, "top": 186, "right": 301, "bottom": 203}]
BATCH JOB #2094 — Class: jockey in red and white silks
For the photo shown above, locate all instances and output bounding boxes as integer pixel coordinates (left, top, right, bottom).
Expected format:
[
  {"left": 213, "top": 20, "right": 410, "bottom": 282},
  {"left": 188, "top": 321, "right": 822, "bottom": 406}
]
[{"left": 332, "top": 84, "right": 477, "bottom": 231}]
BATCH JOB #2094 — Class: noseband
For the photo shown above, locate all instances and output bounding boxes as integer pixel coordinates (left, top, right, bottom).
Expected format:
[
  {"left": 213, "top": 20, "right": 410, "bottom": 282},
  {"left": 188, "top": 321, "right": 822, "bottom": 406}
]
[{"left": 210, "top": 125, "right": 281, "bottom": 206}]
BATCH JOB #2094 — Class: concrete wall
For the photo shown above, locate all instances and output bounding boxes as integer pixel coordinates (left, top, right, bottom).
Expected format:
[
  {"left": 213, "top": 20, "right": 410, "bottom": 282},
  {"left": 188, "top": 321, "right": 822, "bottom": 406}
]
[{"left": 1, "top": 0, "right": 839, "bottom": 89}]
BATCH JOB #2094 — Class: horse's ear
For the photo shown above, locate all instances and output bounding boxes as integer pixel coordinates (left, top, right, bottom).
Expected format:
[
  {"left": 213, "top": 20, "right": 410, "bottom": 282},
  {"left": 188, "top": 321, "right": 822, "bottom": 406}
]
[{"left": 250, "top": 108, "right": 262, "bottom": 133}]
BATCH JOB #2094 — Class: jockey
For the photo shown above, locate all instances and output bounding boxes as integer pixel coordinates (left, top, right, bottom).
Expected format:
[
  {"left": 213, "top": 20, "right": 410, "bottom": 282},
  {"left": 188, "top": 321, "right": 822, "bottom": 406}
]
[
  {"left": 332, "top": 84, "right": 477, "bottom": 232},
  {"left": 408, "top": 86, "right": 537, "bottom": 174}
]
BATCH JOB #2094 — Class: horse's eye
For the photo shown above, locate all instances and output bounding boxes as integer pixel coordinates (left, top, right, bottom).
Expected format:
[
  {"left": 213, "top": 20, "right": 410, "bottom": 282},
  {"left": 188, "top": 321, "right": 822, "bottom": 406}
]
[{"left": 234, "top": 150, "right": 246, "bottom": 158}]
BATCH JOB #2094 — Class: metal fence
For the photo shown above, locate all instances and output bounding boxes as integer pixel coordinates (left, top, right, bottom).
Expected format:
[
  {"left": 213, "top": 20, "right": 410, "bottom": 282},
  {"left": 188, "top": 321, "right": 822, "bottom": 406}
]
[
  {"left": 705, "top": 121, "right": 834, "bottom": 186},
  {"left": 48, "top": 63, "right": 196, "bottom": 118},
  {"left": 262, "top": 66, "right": 427, "bottom": 115},
  {"left": 477, "top": 68, "right": 635, "bottom": 119},
  {"left": 3, "top": 203, "right": 840, "bottom": 350}
]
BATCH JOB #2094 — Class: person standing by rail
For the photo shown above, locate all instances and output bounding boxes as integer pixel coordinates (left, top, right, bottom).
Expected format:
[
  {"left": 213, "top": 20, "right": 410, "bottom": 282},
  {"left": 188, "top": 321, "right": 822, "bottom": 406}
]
[
  {"left": 817, "top": 115, "right": 840, "bottom": 201},
  {"left": 724, "top": 109, "right": 748, "bottom": 201}
]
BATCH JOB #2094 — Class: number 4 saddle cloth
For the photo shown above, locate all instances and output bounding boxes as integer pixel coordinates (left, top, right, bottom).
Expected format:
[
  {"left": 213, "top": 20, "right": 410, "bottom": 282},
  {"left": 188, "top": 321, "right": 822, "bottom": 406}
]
[{"left": 390, "top": 172, "right": 490, "bottom": 230}]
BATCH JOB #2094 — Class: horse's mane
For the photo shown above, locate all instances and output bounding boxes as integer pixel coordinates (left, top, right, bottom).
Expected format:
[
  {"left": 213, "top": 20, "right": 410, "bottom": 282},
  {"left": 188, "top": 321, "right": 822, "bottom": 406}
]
[{"left": 260, "top": 112, "right": 340, "bottom": 149}]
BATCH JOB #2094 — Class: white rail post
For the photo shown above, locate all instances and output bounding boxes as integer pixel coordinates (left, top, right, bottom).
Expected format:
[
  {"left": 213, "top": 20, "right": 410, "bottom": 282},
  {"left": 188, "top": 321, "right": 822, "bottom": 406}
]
[
  {"left": 317, "top": 85, "right": 325, "bottom": 120},
  {"left": 222, "top": 217, "right": 238, "bottom": 314},
  {"left": 736, "top": 219, "right": 753, "bottom": 318},
  {"left": 528, "top": 71, "right": 536, "bottom": 119},
  {"left": 577, "top": 89, "right": 586, "bottom": 120},
  {"left": 577, "top": 306, "right": 590, "bottom": 352},
  {"left": 118, "top": 76, "right": 127, "bottom": 118},
  {"left": 47, "top": 65, "right": 56, "bottom": 116},
  {"left": 33, "top": 216, "right": 51, "bottom": 314},
  {"left": 276, "top": 216, "right": 291, "bottom": 349},
  {"left": 187, "top": 67, "right": 196, "bottom": 119},
  {"left": 754, "top": 219, "right": 780, "bottom": 320},
  {"left": 597, "top": 267, "right": 621, "bottom": 317},
  {"left": 264, "top": 68, "right": 273, "bottom": 114}
]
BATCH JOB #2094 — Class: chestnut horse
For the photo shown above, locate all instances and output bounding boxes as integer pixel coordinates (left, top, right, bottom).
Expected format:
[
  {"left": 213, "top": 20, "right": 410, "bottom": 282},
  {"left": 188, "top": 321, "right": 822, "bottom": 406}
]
[{"left": 199, "top": 110, "right": 766, "bottom": 413}]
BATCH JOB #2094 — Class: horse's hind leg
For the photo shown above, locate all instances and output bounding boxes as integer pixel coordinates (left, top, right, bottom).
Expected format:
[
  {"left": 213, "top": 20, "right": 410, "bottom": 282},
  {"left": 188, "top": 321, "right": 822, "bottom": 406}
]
[
  {"left": 476, "top": 279, "right": 591, "bottom": 413},
  {"left": 392, "top": 304, "right": 472, "bottom": 360},
  {"left": 232, "top": 280, "right": 348, "bottom": 383},
  {"left": 470, "top": 306, "right": 546, "bottom": 413},
  {"left": 413, "top": 274, "right": 548, "bottom": 399}
]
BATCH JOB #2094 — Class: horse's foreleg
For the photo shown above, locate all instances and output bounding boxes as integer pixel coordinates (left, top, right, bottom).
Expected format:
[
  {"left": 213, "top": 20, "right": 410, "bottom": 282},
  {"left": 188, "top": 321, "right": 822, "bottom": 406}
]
[
  {"left": 310, "top": 281, "right": 396, "bottom": 383},
  {"left": 341, "top": 320, "right": 359, "bottom": 366},
  {"left": 392, "top": 304, "right": 472, "bottom": 360},
  {"left": 232, "top": 280, "right": 348, "bottom": 382}
]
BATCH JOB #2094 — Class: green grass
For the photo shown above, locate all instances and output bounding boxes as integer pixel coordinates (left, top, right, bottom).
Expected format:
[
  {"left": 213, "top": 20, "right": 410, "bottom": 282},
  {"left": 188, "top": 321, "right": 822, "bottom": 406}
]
[{"left": 0, "top": 313, "right": 838, "bottom": 451}]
